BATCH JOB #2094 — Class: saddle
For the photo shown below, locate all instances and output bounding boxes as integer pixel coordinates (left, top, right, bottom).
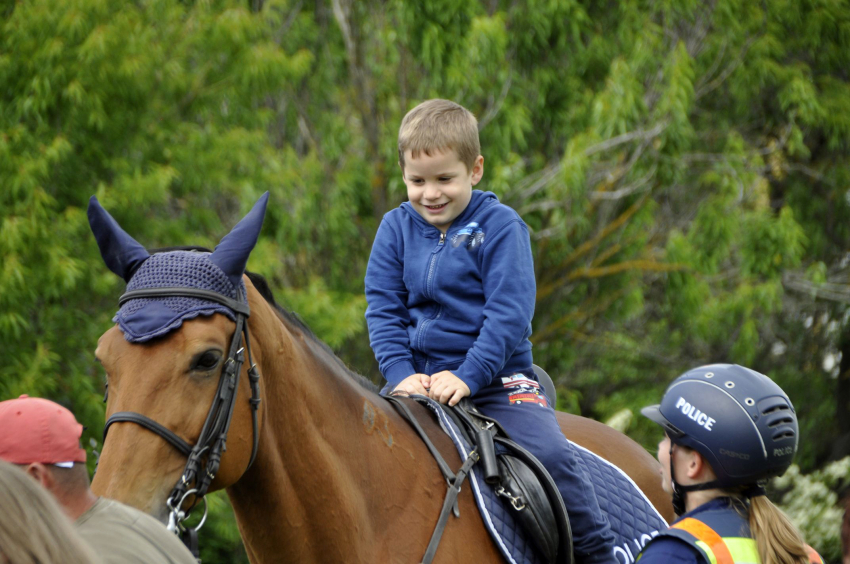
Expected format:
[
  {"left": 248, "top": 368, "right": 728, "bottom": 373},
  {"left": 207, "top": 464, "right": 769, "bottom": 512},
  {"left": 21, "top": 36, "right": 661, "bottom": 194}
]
[{"left": 386, "top": 366, "right": 572, "bottom": 564}]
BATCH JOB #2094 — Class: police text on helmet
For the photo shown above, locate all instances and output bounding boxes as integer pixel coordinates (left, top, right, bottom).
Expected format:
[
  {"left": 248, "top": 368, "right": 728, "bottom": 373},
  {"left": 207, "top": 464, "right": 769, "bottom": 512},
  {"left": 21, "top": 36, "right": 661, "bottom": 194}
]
[{"left": 674, "top": 397, "right": 716, "bottom": 431}]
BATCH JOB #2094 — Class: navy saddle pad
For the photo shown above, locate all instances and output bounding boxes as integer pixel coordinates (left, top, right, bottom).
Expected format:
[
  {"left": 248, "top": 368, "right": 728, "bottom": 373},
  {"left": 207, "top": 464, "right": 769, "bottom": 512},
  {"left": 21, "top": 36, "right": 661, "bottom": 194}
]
[{"left": 418, "top": 397, "right": 668, "bottom": 564}]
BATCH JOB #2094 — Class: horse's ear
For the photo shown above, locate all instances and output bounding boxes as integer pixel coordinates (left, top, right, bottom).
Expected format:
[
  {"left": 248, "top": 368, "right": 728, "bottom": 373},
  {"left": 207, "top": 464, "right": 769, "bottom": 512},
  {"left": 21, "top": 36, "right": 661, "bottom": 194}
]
[
  {"left": 210, "top": 192, "right": 269, "bottom": 288},
  {"left": 87, "top": 196, "right": 151, "bottom": 283}
]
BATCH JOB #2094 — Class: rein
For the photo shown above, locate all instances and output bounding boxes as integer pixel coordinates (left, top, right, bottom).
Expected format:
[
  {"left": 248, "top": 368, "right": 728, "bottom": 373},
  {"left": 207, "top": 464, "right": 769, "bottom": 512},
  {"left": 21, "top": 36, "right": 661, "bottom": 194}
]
[{"left": 102, "top": 286, "right": 261, "bottom": 556}]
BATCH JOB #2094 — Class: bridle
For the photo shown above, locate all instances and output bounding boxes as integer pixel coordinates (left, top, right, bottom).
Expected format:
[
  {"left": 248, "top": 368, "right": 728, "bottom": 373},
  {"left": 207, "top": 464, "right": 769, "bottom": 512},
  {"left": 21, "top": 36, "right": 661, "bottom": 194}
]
[{"left": 101, "top": 285, "right": 261, "bottom": 555}]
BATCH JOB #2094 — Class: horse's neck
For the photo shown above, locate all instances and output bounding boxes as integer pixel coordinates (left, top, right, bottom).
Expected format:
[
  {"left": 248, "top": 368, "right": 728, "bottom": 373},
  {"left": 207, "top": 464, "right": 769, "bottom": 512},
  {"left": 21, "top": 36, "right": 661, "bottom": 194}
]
[{"left": 227, "top": 310, "right": 433, "bottom": 563}]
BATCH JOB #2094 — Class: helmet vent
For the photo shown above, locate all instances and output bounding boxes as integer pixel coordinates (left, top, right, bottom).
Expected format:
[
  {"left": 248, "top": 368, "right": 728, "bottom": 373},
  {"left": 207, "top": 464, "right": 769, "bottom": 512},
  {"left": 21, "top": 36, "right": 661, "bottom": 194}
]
[
  {"left": 762, "top": 404, "right": 790, "bottom": 415},
  {"left": 772, "top": 429, "right": 796, "bottom": 440},
  {"left": 767, "top": 413, "right": 795, "bottom": 427},
  {"left": 725, "top": 381, "right": 735, "bottom": 388},
  {"left": 704, "top": 372, "right": 714, "bottom": 378},
  {"left": 744, "top": 398, "right": 755, "bottom": 406},
  {"left": 664, "top": 423, "right": 685, "bottom": 438}
]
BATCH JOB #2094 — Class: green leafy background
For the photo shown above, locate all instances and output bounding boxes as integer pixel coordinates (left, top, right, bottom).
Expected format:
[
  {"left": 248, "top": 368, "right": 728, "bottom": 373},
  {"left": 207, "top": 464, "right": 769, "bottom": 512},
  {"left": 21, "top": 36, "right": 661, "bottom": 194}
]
[{"left": 2, "top": 0, "right": 849, "bottom": 561}]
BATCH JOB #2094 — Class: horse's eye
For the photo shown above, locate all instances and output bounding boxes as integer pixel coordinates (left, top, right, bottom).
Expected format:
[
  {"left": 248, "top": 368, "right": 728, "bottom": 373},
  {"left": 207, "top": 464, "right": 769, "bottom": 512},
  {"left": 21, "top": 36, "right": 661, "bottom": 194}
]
[{"left": 193, "top": 351, "right": 222, "bottom": 371}]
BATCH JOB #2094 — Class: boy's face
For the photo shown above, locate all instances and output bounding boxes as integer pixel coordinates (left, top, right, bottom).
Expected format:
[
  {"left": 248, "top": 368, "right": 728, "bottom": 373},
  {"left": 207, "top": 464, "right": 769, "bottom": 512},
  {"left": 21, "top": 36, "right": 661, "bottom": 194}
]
[{"left": 402, "top": 148, "right": 484, "bottom": 234}]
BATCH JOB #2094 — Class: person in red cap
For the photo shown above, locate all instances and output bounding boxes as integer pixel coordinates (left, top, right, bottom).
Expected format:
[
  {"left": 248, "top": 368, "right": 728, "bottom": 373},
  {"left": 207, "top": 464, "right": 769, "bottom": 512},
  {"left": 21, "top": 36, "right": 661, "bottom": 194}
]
[{"left": 0, "top": 395, "right": 197, "bottom": 564}]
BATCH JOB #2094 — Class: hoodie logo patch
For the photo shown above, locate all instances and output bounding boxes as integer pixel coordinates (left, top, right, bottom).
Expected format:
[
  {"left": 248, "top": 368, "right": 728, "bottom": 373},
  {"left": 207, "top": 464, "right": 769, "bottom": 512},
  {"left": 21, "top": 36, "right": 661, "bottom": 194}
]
[{"left": 451, "top": 222, "right": 485, "bottom": 250}]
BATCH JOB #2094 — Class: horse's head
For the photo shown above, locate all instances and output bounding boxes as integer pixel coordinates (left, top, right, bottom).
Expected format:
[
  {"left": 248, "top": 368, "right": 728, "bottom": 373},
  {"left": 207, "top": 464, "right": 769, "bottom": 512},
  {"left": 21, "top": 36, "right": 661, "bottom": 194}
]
[{"left": 88, "top": 194, "right": 269, "bottom": 523}]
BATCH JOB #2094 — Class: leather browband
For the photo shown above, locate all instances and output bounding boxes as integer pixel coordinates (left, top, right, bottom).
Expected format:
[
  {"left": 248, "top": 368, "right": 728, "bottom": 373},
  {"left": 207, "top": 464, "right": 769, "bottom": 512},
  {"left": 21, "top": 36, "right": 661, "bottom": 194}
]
[{"left": 119, "top": 287, "right": 250, "bottom": 317}]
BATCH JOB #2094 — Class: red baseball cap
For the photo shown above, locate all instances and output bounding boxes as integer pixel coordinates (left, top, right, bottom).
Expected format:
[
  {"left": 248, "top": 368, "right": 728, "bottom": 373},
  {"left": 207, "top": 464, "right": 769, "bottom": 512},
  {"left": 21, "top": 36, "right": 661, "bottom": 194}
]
[{"left": 0, "top": 395, "right": 87, "bottom": 467}]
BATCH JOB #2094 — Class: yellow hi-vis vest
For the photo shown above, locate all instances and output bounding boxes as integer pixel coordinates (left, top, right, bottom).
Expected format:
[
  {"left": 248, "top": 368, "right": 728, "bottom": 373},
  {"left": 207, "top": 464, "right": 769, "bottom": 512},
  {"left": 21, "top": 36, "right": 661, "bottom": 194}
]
[{"left": 645, "top": 502, "right": 824, "bottom": 564}]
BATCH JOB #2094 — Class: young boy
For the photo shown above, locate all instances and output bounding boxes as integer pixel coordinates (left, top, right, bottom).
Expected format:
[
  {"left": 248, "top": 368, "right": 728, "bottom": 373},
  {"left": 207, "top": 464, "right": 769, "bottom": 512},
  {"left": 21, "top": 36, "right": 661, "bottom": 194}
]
[{"left": 365, "top": 99, "right": 618, "bottom": 563}]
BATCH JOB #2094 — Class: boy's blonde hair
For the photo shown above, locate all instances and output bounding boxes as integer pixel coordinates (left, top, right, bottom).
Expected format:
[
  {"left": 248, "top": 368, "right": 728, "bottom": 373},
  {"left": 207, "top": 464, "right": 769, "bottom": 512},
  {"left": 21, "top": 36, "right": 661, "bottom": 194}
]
[{"left": 398, "top": 99, "right": 480, "bottom": 172}]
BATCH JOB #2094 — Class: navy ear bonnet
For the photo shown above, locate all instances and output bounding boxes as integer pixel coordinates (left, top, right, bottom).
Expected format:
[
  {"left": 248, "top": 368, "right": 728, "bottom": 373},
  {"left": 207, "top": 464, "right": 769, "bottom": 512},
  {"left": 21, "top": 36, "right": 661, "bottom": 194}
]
[
  {"left": 88, "top": 193, "right": 269, "bottom": 343},
  {"left": 115, "top": 251, "right": 243, "bottom": 342}
]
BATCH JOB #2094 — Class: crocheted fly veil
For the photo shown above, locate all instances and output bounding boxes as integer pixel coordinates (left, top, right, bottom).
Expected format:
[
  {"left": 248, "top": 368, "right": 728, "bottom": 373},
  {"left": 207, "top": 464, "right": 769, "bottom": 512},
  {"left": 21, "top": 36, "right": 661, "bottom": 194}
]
[
  {"left": 112, "top": 251, "right": 244, "bottom": 342},
  {"left": 88, "top": 193, "right": 269, "bottom": 342}
]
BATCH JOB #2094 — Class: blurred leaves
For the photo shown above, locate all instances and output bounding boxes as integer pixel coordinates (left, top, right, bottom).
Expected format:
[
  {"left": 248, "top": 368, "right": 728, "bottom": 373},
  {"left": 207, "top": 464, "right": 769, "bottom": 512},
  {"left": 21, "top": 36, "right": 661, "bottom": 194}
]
[
  {"left": 774, "top": 457, "right": 850, "bottom": 562},
  {"left": 2, "top": 0, "right": 849, "bottom": 560}
]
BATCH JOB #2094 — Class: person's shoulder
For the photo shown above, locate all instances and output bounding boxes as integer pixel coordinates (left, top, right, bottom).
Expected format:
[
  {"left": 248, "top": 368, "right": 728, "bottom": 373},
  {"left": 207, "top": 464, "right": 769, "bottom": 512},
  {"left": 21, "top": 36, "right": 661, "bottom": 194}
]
[
  {"left": 81, "top": 496, "right": 151, "bottom": 525},
  {"left": 384, "top": 204, "right": 407, "bottom": 220},
  {"left": 372, "top": 207, "right": 415, "bottom": 249},
  {"left": 639, "top": 535, "right": 707, "bottom": 564},
  {"left": 90, "top": 498, "right": 176, "bottom": 537},
  {"left": 76, "top": 498, "right": 196, "bottom": 564},
  {"left": 474, "top": 200, "right": 528, "bottom": 247},
  {"left": 378, "top": 204, "right": 420, "bottom": 234},
  {"left": 474, "top": 192, "right": 524, "bottom": 225}
]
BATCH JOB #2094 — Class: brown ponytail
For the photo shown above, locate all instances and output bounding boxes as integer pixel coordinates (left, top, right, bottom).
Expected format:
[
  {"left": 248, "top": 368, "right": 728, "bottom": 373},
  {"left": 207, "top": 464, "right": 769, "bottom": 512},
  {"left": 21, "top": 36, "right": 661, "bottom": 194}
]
[{"left": 747, "top": 495, "right": 810, "bottom": 564}]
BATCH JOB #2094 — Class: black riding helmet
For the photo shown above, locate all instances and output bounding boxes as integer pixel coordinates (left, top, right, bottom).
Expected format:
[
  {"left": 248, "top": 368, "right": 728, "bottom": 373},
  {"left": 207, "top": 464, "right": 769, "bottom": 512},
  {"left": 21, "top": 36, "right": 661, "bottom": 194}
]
[{"left": 642, "top": 364, "right": 798, "bottom": 512}]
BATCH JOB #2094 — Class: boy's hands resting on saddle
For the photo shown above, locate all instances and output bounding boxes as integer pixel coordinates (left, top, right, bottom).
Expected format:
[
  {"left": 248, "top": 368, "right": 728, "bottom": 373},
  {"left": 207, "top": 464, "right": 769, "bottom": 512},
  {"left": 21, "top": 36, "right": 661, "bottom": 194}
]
[
  {"left": 391, "top": 373, "right": 431, "bottom": 396},
  {"left": 428, "top": 371, "right": 470, "bottom": 406},
  {"left": 390, "top": 371, "right": 470, "bottom": 406}
]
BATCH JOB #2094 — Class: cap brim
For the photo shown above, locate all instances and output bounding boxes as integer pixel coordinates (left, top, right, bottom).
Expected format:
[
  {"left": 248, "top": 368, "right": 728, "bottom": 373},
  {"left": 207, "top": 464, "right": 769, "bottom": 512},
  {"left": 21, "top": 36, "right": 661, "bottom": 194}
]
[
  {"left": 641, "top": 404, "right": 685, "bottom": 438},
  {"left": 640, "top": 404, "right": 665, "bottom": 424}
]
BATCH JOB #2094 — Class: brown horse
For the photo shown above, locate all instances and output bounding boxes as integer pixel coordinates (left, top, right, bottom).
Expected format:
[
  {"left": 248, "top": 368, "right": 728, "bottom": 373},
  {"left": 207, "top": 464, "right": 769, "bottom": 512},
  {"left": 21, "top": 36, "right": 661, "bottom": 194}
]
[{"left": 88, "top": 197, "right": 672, "bottom": 563}]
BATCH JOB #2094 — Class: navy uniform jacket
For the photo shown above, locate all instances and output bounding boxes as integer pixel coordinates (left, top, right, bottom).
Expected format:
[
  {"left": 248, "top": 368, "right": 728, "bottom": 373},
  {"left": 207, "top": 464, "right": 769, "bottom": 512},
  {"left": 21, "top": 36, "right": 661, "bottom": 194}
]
[{"left": 638, "top": 497, "right": 824, "bottom": 564}]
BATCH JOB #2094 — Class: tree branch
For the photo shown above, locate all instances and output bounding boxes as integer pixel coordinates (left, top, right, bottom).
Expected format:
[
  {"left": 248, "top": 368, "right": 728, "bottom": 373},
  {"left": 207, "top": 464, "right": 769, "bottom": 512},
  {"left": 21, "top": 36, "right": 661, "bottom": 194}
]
[
  {"left": 591, "top": 164, "right": 656, "bottom": 201},
  {"left": 567, "top": 259, "right": 688, "bottom": 281},
  {"left": 783, "top": 272, "right": 850, "bottom": 304},
  {"left": 331, "top": 0, "right": 384, "bottom": 219},
  {"left": 584, "top": 122, "right": 669, "bottom": 157},
  {"left": 478, "top": 71, "right": 513, "bottom": 131},
  {"left": 561, "top": 196, "right": 647, "bottom": 269}
]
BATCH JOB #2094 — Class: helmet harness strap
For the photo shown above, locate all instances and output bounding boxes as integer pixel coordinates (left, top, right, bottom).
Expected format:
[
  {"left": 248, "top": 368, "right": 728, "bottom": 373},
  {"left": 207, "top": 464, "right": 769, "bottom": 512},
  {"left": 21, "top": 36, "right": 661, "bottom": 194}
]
[{"left": 669, "top": 443, "right": 766, "bottom": 516}]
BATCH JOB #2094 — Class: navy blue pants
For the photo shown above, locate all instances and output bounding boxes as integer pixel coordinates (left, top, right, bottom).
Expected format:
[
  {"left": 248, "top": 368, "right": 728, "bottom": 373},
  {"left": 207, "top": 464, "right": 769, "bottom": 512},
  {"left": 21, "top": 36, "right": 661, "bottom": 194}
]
[{"left": 473, "top": 370, "right": 618, "bottom": 564}]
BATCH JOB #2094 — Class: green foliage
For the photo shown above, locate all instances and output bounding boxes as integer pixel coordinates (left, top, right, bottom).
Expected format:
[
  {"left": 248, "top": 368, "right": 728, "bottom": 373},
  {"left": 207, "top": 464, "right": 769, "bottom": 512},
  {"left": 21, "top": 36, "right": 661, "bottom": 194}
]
[
  {"left": 275, "top": 278, "right": 367, "bottom": 349},
  {"left": 3, "top": 0, "right": 849, "bottom": 560},
  {"left": 774, "top": 457, "right": 850, "bottom": 563},
  {"left": 198, "top": 492, "right": 250, "bottom": 564}
]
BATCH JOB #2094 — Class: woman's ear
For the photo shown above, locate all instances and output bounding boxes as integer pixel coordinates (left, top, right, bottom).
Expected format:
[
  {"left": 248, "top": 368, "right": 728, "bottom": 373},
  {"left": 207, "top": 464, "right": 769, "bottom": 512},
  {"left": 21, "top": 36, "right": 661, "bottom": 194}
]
[{"left": 686, "top": 450, "right": 716, "bottom": 482}]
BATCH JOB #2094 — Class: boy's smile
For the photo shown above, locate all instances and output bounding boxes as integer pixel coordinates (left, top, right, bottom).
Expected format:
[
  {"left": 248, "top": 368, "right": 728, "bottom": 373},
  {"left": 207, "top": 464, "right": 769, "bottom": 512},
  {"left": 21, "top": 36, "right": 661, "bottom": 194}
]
[{"left": 402, "top": 148, "right": 484, "bottom": 233}]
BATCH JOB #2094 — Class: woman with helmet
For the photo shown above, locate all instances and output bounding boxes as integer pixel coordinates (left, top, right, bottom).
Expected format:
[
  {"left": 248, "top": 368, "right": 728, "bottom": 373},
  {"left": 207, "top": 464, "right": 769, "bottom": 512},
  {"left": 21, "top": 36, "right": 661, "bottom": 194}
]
[{"left": 637, "top": 363, "right": 824, "bottom": 564}]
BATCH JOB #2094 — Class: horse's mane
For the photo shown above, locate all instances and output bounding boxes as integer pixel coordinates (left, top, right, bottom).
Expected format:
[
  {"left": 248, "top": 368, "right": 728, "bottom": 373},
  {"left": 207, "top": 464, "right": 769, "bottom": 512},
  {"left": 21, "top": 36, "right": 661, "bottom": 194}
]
[
  {"left": 148, "top": 246, "right": 379, "bottom": 393},
  {"left": 244, "top": 271, "right": 379, "bottom": 392}
]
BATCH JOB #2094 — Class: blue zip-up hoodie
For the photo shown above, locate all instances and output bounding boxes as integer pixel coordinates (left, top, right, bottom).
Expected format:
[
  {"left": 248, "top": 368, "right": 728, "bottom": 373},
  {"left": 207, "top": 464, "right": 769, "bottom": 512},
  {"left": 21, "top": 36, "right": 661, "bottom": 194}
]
[{"left": 365, "top": 190, "right": 535, "bottom": 397}]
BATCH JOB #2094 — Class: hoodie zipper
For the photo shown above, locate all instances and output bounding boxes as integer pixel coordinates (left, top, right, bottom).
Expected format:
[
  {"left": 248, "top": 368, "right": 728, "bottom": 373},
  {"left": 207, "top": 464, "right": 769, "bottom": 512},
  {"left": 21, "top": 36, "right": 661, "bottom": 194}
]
[
  {"left": 425, "top": 232, "right": 446, "bottom": 297},
  {"left": 417, "top": 231, "right": 447, "bottom": 351}
]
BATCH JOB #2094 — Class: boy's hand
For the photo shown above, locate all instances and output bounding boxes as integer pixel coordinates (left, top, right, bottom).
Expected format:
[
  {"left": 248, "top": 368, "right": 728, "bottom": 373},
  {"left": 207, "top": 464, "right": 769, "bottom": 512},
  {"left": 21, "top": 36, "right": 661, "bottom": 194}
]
[
  {"left": 391, "top": 373, "right": 431, "bottom": 396},
  {"left": 428, "top": 371, "right": 470, "bottom": 406}
]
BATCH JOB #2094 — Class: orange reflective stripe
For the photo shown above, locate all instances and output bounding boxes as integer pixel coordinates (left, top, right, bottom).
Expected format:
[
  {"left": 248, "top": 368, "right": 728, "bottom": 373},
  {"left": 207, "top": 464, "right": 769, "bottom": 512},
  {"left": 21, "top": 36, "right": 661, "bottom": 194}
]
[
  {"left": 671, "top": 518, "right": 735, "bottom": 564},
  {"left": 805, "top": 544, "right": 822, "bottom": 563}
]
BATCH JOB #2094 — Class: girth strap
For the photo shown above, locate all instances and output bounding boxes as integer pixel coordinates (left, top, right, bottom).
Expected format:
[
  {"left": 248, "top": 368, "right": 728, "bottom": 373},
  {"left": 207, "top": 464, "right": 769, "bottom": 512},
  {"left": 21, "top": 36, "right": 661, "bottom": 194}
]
[
  {"left": 385, "top": 395, "right": 455, "bottom": 481},
  {"left": 421, "top": 451, "right": 479, "bottom": 564},
  {"left": 384, "top": 396, "right": 480, "bottom": 564},
  {"left": 395, "top": 396, "right": 574, "bottom": 564}
]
